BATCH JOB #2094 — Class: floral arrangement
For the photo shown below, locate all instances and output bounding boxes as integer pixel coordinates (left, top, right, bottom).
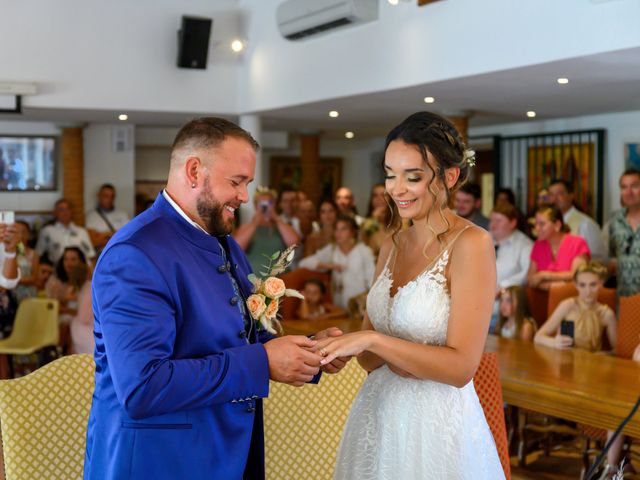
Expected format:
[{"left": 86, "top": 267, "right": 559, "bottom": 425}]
[
  {"left": 245, "top": 245, "right": 303, "bottom": 334},
  {"left": 463, "top": 149, "right": 476, "bottom": 167}
]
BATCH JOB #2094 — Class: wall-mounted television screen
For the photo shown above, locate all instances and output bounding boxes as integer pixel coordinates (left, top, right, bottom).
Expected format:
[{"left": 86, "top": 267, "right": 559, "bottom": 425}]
[{"left": 0, "top": 135, "right": 57, "bottom": 191}]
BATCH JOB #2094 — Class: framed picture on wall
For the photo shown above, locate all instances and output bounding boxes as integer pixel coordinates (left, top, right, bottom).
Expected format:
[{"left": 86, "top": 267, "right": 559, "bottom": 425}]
[
  {"left": 0, "top": 135, "right": 57, "bottom": 191},
  {"left": 269, "top": 156, "right": 342, "bottom": 200},
  {"left": 625, "top": 143, "right": 640, "bottom": 170}
]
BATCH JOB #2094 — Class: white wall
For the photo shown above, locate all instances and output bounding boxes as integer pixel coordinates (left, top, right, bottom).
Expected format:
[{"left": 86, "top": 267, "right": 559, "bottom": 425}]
[
  {"left": 0, "top": 120, "right": 62, "bottom": 212},
  {"left": 240, "top": 0, "right": 640, "bottom": 112},
  {"left": 0, "top": 0, "right": 242, "bottom": 114},
  {"left": 83, "top": 124, "right": 136, "bottom": 219},
  {"left": 470, "top": 109, "right": 640, "bottom": 220}
]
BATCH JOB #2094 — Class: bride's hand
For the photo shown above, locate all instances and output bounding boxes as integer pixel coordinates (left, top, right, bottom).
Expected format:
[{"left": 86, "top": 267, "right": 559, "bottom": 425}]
[{"left": 315, "top": 331, "right": 377, "bottom": 365}]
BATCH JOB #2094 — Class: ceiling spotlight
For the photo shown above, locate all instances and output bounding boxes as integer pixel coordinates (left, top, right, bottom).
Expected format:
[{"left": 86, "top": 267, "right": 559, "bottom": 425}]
[
  {"left": 345, "top": 131, "right": 355, "bottom": 139},
  {"left": 526, "top": 111, "right": 536, "bottom": 118},
  {"left": 388, "top": 0, "right": 400, "bottom": 5},
  {"left": 423, "top": 96, "right": 435, "bottom": 104},
  {"left": 118, "top": 114, "right": 128, "bottom": 121},
  {"left": 329, "top": 110, "right": 339, "bottom": 118},
  {"left": 231, "top": 39, "right": 245, "bottom": 53},
  {"left": 557, "top": 77, "right": 569, "bottom": 85}
]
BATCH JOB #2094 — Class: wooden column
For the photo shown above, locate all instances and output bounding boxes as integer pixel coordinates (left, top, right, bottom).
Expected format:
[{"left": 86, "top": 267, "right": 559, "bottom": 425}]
[
  {"left": 448, "top": 115, "right": 469, "bottom": 142},
  {"left": 61, "top": 128, "right": 85, "bottom": 225},
  {"left": 300, "top": 134, "right": 321, "bottom": 205}
]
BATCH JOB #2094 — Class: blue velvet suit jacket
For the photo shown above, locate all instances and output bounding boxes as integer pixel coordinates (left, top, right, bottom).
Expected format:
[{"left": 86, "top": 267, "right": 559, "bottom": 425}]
[{"left": 84, "top": 194, "right": 274, "bottom": 480}]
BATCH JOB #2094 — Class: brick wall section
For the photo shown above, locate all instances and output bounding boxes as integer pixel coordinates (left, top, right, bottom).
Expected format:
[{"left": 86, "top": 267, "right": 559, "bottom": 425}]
[{"left": 61, "top": 128, "right": 85, "bottom": 226}]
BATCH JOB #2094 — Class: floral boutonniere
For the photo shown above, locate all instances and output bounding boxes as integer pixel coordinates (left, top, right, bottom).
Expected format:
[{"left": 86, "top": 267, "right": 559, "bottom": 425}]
[{"left": 246, "top": 245, "right": 303, "bottom": 334}]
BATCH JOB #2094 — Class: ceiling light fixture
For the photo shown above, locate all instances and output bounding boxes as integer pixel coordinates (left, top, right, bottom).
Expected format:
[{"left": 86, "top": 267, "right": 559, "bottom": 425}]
[
  {"left": 345, "top": 131, "right": 355, "bottom": 139},
  {"left": 231, "top": 39, "right": 245, "bottom": 53},
  {"left": 423, "top": 96, "right": 435, "bottom": 104},
  {"left": 329, "top": 110, "right": 339, "bottom": 118},
  {"left": 557, "top": 77, "right": 569, "bottom": 85},
  {"left": 526, "top": 111, "right": 536, "bottom": 118},
  {"left": 118, "top": 114, "right": 128, "bottom": 121}
]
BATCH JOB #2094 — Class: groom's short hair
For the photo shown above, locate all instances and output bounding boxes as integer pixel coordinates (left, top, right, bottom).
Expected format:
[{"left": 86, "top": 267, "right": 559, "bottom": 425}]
[{"left": 170, "top": 117, "right": 259, "bottom": 166}]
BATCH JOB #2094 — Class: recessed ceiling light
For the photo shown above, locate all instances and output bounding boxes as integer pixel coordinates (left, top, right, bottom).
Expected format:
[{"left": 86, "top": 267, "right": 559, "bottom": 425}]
[
  {"left": 329, "top": 110, "right": 339, "bottom": 118},
  {"left": 345, "top": 131, "right": 355, "bottom": 139},
  {"left": 526, "top": 111, "right": 536, "bottom": 118},
  {"left": 557, "top": 77, "right": 569, "bottom": 85},
  {"left": 388, "top": 0, "right": 400, "bottom": 5},
  {"left": 231, "top": 39, "right": 244, "bottom": 53},
  {"left": 423, "top": 96, "right": 435, "bottom": 104},
  {"left": 118, "top": 114, "right": 128, "bottom": 121}
]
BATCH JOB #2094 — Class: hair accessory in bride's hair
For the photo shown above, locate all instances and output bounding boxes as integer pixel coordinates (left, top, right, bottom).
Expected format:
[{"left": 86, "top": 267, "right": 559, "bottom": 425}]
[{"left": 463, "top": 149, "right": 476, "bottom": 167}]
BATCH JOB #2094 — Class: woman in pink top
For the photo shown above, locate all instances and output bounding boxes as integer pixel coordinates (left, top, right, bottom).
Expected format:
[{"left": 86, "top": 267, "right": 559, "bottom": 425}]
[{"left": 528, "top": 204, "right": 590, "bottom": 291}]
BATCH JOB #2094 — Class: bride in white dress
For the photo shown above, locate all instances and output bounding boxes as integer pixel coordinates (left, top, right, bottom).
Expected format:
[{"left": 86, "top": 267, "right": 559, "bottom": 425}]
[{"left": 315, "top": 112, "right": 505, "bottom": 479}]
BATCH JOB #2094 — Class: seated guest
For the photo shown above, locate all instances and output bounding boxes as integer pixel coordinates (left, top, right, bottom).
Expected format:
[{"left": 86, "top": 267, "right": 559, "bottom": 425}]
[
  {"left": 335, "top": 186, "right": 364, "bottom": 226},
  {"left": 296, "top": 278, "right": 347, "bottom": 320},
  {"left": 454, "top": 182, "right": 489, "bottom": 229},
  {"left": 34, "top": 255, "right": 54, "bottom": 297},
  {"left": 297, "top": 199, "right": 318, "bottom": 240},
  {"left": 534, "top": 261, "right": 616, "bottom": 352},
  {"left": 277, "top": 189, "right": 302, "bottom": 236},
  {"left": 233, "top": 187, "right": 300, "bottom": 274},
  {"left": 496, "top": 286, "right": 536, "bottom": 342},
  {"left": 45, "top": 247, "right": 90, "bottom": 321},
  {"left": 528, "top": 204, "right": 590, "bottom": 291},
  {"left": 527, "top": 187, "right": 552, "bottom": 237},
  {"left": 70, "top": 279, "right": 94, "bottom": 354},
  {"left": 304, "top": 200, "right": 338, "bottom": 257},
  {"left": 490, "top": 203, "right": 533, "bottom": 331},
  {"left": 36, "top": 198, "right": 96, "bottom": 264},
  {"left": 86, "top": 183, "right": 130, "bottom": 255},
  {"left": 361, "top": 183, "right": 392, "bottom": 258},
  {"left": 299, "top": 215, "right": 375, "bottom": 309},
  {"left": 0, "top": 222, "right": 20, "bottom": 290},
  {"left": 14, "top": 221, "right": 39, "bottom": 301},
  {"left": 495, "top": 187, "right": 516, "bottom": 208},
  {"left": 549, "top": 179, "right": 607, "bottom": 262}
]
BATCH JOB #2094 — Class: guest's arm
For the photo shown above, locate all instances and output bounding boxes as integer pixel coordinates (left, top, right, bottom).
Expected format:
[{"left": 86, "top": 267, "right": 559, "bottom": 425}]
[
  {"left": 603, "top": 308, "right": 617, "bottom": 352},
  {"left": 274, "top": 215, "right": 300, "bottom": 247},
  {"left": 0, "top": 224, "right": 20, "bottom": 289},
  {"left": 534, "top": 299, "right": 573, "bottom": 349}
]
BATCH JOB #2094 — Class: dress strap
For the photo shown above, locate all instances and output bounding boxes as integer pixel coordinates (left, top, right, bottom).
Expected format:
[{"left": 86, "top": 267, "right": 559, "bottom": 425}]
[{"left": 442, "top": 224, "right": 472, "bottom": 253}]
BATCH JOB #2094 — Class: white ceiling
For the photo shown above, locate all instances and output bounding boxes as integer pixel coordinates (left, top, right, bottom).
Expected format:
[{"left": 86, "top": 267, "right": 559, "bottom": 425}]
[{"left": 2, "top": 46, "right": 639, "bottom": 140}]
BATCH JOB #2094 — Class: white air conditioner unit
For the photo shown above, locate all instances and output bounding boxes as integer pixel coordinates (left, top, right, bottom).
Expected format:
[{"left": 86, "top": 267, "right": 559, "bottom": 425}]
[{"left": 277, "top": 0, "right": 378, "bottom": 40}]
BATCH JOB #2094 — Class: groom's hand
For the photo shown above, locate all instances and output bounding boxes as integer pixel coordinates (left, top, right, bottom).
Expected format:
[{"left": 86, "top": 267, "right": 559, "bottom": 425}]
[
  {"left": 312, "top": 328, "right": 351, "bottom": 374},
  {"left": 264, "top": 335, "right": 322, "bottom": 387}
]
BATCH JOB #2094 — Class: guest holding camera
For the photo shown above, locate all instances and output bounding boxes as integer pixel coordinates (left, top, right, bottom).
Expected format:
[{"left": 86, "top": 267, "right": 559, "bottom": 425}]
[
  {"left": 234, "top": 186, "right": 300, "bottom": 274},
  {"left": 534, "top": 261, "right": 616, "bottom": 352}
]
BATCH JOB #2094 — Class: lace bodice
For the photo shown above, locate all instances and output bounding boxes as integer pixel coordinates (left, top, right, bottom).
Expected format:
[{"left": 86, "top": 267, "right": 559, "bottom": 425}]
[{"left": 366, "top": 250, "right": 451, "bottom": 346}]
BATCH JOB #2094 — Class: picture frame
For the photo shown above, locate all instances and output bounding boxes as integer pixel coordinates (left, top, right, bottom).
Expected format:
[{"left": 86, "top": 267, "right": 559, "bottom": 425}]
[
  {"left": 625, "top": 143, "right": 640, "bottom": 170},
  {"left": 0, "top": 135, "right": 57, "bottom": 191}
]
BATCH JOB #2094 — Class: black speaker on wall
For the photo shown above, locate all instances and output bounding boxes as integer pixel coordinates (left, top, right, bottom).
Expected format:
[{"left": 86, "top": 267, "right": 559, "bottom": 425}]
[{"left": 177, "top": 16, "right": 213, "bottom": 69}]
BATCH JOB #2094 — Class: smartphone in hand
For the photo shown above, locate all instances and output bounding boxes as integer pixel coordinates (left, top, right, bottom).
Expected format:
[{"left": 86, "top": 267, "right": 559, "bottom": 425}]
[{"left": 560, "top": 320, "right": 575, "bottom": 344}]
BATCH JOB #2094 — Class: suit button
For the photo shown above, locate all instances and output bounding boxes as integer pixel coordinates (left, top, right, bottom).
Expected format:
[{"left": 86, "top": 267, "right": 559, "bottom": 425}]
[
  {"left": 230, "top": 296, "right": 239, "bottom": 306},
  {"left": 239, "top": 330, "right": 247, "bottom": 338},
  {"left": 217, "top": 264, "right": 227, "bottom": 273}
]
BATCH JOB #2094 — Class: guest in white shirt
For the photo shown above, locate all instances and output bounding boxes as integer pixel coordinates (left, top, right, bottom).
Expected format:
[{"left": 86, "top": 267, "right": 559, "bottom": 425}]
[
  {"left": 86, "top": 183, "right": 130, "bottom": 253},
  {"left": 549, "top": 179, "right": 607, "bottom": 262},
  {"left": 36, "top": 198, "right": 96, "bottom": 264},
  {"left": 489, "top": 203, "right": 533, "bottom": 331},
  {"left": 0, "top": 222, "right": 20, "bottom": 289},
  {"left": 299, "top": 215, "right": 375, "bottom": 309}
]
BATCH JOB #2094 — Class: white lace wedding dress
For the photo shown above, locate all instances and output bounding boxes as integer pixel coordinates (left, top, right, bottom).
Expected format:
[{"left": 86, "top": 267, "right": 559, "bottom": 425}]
[{"left": 333, "top": 249, "right": 505, "bottom": 480}]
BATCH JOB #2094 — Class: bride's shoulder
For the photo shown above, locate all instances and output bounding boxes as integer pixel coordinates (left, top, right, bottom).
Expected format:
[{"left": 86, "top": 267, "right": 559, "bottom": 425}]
[{"left": 448, "top": 221, "right": 493, "bottom": 255}]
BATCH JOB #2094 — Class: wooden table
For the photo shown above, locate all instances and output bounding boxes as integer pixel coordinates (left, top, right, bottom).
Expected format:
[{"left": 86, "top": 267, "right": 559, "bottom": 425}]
[{"left": 486, "top": 335, "right": 640, "bottom": 437}]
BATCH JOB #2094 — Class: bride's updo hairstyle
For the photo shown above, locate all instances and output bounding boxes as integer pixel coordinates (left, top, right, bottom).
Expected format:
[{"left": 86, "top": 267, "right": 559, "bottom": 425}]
[{"left": 383, "top": 111, "right": 471, "bottom": 245}]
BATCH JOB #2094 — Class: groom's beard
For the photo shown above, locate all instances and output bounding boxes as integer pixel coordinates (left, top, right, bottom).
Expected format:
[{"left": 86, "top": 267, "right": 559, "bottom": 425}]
[{"left": 196, "top": 177, "right": 234, "bottom": 236}]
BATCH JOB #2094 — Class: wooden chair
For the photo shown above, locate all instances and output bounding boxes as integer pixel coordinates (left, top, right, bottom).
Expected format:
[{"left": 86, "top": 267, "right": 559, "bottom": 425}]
[
  {"left": 278, "top": 268, "right": 331, "bottom": 320},
  {"left": 263, "top": 360, "right": 367, "bottom": 480},
  {"left": 526, "top": 286, "right": 549, "bottom": 328},
  {"left": 0, "top": 354, "right": 95, "bottom": 480},
  {"left": 617, "top": 293, "right": 640, "bottom": 359},
  {"left": 548, "top": 283, "right": 617, "bottom": 317},
  {"left": 474, "top": 352, "right": 512, "bottom": 480}
]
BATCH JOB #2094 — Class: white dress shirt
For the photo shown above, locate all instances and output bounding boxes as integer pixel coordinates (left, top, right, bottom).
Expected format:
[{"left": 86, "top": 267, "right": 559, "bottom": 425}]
[
  {"left": 563, "top": 206, "right": 607, "bottom": 262},
  {"left": 495, "top": 229, "right": 533, "bottom": 289},
  {"left": 299, "top": 242, "right": 376, "bottom": 309},
  {"left": 86, "top": 208, "right": 130, "bottom": 233},
  {"left": 35, "top": 222, "right": 96, "bottom": 263}
]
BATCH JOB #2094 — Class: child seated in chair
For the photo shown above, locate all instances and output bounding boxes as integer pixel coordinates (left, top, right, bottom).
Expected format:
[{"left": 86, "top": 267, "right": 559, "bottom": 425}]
[
  {"left": 534, "top": 261, "right": 616, "bottom": 352},
  {"left": 296, "top": 278, "right": 346, "bottom": 321},
  {"left": 496, "top": 286, "right": 536, "bottom": 342}
]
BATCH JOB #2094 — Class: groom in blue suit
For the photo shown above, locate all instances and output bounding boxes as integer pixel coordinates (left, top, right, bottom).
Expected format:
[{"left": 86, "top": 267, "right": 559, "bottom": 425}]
[{"left": 84, "top": 118, "right": 346, "bottom": 479}]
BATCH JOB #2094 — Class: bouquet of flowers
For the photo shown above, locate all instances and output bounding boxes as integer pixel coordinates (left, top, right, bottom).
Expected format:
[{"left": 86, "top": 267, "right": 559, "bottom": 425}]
[{"left": 245, "top": 245, "right": 303, "bottom": 334}]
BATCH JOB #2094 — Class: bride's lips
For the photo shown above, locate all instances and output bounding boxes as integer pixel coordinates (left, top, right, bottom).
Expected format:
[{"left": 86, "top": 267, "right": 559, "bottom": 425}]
[{"left": 395, "top": 199, "right": 416, "bottom": 209}]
